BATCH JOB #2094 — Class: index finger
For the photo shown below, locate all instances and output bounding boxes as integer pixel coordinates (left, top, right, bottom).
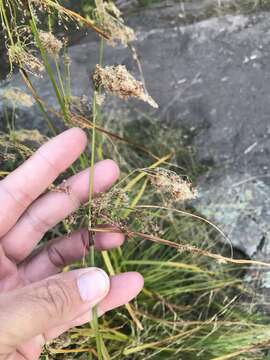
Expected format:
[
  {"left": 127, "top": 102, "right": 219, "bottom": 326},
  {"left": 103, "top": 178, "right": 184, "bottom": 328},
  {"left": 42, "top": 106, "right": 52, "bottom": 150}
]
[{"left": 0, "top": 128, "right": 87, "bottom": 238}]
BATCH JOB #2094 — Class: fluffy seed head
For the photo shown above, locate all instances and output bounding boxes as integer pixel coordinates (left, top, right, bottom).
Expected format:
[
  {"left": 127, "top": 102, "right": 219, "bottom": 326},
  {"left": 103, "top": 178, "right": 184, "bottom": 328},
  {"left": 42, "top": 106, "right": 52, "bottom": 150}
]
[
  {"left": 12, "top": 129, "right": 47, "bottom": 144},
  {"left": 91, "top": 188, "right": 130, "bottom": 229},
  {"left": 39, "top": 31, "right": 63, "bottom": 58},
  {"left": 1, "top": 88, "right": 34, "bottom": 108},
  {"left": 8, "top": 44, "right": 44, "bottom": 76},
  {"left": 93, "top": 0, "right": 135, "bottom": 47},
  {"left": 30, "top": 0, "right": 48, "bottom": 10},
  {"left": 148, "top": 168, "right": 197, "bottom": 202},
  {"left": 96, "top": 93, "right": 105, "bottom": 106},
  {"left": 93, "top": 64, "right": 158, "bottom": 108}
]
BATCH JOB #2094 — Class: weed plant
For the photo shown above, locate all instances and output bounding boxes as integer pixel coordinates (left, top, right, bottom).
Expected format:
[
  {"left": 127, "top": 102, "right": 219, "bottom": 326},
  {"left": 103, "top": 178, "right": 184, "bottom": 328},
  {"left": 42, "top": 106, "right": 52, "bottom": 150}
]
[{"left": 1, "top": 1, "right": 270, "bottom": 359}]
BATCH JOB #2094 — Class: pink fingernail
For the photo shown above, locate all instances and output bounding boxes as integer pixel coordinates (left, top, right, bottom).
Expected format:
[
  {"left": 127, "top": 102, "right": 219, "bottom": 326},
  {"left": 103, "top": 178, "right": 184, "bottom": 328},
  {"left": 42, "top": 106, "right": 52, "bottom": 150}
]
[{"left": 77, "top": 268, "right": 109, "bottom": 304}]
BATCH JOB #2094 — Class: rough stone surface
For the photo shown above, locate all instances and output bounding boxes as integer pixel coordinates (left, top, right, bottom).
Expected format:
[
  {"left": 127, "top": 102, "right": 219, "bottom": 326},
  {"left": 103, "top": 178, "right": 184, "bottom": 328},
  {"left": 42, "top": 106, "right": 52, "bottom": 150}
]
[{"left": 1, "top": 6, "right": 270, "bottom": 262}]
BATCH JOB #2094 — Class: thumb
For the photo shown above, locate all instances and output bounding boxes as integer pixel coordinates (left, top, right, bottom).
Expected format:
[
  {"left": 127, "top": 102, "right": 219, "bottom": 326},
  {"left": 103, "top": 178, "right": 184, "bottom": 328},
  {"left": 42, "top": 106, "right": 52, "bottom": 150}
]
[{"left": 0, "top": 268, "right": 109, "bottom": 353}]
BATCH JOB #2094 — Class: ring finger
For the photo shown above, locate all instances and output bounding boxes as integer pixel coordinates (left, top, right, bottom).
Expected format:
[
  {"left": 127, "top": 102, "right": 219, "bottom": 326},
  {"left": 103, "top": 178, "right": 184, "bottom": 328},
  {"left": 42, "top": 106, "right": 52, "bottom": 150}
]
[{"left": 19, "top": 227, "right": 125, "bottom": 284}]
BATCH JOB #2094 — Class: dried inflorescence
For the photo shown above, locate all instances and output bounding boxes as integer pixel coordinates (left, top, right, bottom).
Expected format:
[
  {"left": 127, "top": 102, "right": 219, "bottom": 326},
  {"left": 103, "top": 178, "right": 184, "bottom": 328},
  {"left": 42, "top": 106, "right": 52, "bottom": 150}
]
[
  {"left": 47, "top": 332, "right": 72, "bottom": 351},
  {"left": 1, "top": 88, "right": 34, "bottom": 108},
  {"left": 8, "top": 44, "right": 44, "bottom": 76},
  {"left": 147, "top": 168, "right": 197, "bottom": 202},
  {"left": 95, "top": 93, "right": 105, "bottom": 106},
  {"left": 0, "top": 129, "right": 46, "bottom": 164},
  {"left": 68, "top": 95, "right": 91, "bottom": 116},
  {"left": 39, "top": 31, "right": 63, "bottom": 58},
  {"left": 91, "top": 188, "right": 130, "bottom": 229},
  {"left": 12, "top": 129, "right": 47, "bottom": 145},
  {"left": 93, "top": 0, "right": 135, "bottom": 47},
  {"left": 93, "top": 64, "right": 158, "bottom": 108},
  {"left": 0, "top": 152, "right": 17, "bottom": 162},
  {"left": 29, "top": 0, "right": 49, "bottom": 10}
]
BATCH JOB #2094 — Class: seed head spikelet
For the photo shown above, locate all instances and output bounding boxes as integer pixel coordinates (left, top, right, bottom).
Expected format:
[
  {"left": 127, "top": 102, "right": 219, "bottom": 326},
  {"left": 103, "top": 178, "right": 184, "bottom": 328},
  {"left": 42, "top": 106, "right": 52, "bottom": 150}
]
[{"left": 93, "top": 64, "right": 158, "bottom": 108}]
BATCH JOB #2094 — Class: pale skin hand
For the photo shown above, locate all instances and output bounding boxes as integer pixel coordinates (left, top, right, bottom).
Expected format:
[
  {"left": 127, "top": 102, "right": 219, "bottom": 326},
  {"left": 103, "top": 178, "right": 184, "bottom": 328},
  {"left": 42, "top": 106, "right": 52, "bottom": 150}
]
[{"left": 0, "top": 128, "right": 144, "bottom": 360}]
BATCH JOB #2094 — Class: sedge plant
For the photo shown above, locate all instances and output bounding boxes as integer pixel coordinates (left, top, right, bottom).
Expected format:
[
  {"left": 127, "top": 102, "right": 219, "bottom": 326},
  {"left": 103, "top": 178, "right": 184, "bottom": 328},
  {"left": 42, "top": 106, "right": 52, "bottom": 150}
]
[{"left": 1, "top": 1, "right": 270, "bottom": 359}]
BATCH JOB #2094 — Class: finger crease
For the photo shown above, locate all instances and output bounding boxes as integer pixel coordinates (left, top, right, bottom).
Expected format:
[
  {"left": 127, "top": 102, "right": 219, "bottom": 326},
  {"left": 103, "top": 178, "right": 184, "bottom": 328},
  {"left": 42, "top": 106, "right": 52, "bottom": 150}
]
[
  {"left": 0, "top": 182, "right": 34, "bottom": 212},
  {"left": 35, "top": 151, "right": 63, "bottom": 178},
  {"left": 46, "top": 244, "right": 67, "bottom": 270},
  {"left": 24, "top": 211, "right": 52, "bottom": 236},
  {"left": 18, "top": 263, "right": 33, "bottom": 285},
  {"left": 16, "top": 348, "right": 31, "bottom": 360}
]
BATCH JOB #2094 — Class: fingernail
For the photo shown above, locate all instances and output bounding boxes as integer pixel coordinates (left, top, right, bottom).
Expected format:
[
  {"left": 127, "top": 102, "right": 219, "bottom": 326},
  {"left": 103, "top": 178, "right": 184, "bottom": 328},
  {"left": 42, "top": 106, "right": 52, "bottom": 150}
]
[{"left": 77, "top": 268, "right": 109, "bottom": 304}]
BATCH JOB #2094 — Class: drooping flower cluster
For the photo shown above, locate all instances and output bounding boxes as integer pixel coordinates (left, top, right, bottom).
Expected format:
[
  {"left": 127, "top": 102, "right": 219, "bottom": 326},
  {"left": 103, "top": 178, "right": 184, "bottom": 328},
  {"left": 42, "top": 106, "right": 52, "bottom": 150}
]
[
  {"left": 12, "top": 129, "right": 47, "bottom": 144},
  {"left": 1, "top": 88, "right": 34, "bottom": 108},
  {"left": 147, "top": 168, "right": 197, "bottom": 202},
  {"left": 91, "top": 188, "right": 130, "bottom": 229},
  {"left": 39, "top": 31, "right": 63, "bottom": 58},
  {"left": 0, "top": 129, "right": 47, "bottom": 164},
  {"left": 8, "top": 44, "right": 44, "bottom": 76},
  {"left": 93, "top": 0, "right": 135, "bottom": 47},
  {"left": 29, "top": 0, "right": 49, "bottom": 11},
  {"left": 93, "top": 64, "right": 158, "bottom": 108}
]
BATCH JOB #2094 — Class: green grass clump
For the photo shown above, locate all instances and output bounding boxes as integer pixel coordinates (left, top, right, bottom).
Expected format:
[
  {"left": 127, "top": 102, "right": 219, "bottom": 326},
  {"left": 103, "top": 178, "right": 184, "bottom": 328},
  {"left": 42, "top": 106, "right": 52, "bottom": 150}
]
[
  {"left": 2, "top": 118, "right": 270, "bottom": 359},
  {"left": 1, "top": 1, "right": 270, "bottom": 359}
]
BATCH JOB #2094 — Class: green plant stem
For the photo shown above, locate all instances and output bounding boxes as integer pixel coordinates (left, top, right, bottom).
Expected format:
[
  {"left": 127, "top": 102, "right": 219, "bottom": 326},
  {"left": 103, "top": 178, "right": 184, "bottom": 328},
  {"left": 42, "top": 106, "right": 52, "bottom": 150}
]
[
  {"left": 0, "top": 0, "right": 14, "bottom": 46},
  {"left": 88, "top": 90, "right": 103, "bottom": 360},
  {"left": 1, "top": 2, "right": 57, "bottom": 136},
  {"left": 28, "top": 2, "right": 69, "bottom": 124},
  {"left": 97, "top": 38, "right": 105, "bottom": 161},
  {"left": 54, "top": 59, "right": 66, "bottom": 101},
  {"left": 20, "top": 70, "right": 57, "bottom": 136},
  {"left": 63, "top": 50, "right": 72, "bottom": 102},
  {"left": 88, "top": 91, "right": 97, "bottom": 228}
]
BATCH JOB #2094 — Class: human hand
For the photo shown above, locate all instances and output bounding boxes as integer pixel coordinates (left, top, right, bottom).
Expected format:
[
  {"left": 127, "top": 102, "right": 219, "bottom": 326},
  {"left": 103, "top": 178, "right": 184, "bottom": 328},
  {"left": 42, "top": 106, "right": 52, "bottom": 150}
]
[{"left": 0, "top": 128, "right": 143, "bottom": 360}]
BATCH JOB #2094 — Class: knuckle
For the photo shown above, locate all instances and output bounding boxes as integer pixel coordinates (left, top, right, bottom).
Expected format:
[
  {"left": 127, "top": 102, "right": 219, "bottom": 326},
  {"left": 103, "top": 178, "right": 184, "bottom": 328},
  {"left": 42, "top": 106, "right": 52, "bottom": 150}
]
[{"left": 42, "top": 278, "right": 73, "bottom": 317}]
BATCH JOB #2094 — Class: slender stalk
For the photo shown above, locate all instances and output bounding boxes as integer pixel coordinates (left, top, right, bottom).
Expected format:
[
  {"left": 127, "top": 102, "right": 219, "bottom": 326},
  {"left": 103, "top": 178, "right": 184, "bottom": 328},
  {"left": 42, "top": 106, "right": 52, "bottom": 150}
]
[
  {"left": 88, "top": 90, "right": 103, "bottom": 360},
  {"left": 1, "top": 2, "right": 57, "bottom": 135},
  {"left": 63, "top": 50, "right": 72, "bottom": 102},
  {"left": 88, "top": 91, "right": 97, "bottom": 230},
  {"left": 28, "top": 2, "right": 69, "bottom": 124},
  {"left": 0, "top": 0, "right": 14, "bottom": 45},
  {"left": 20, "top": 70, "right": 57, "bottom": 136},
  {"left": 54, "top": 59, "right": 66, "bottom": 101},
  {"left": 97, "top": 38, "right": 105, "bottom": 161}
]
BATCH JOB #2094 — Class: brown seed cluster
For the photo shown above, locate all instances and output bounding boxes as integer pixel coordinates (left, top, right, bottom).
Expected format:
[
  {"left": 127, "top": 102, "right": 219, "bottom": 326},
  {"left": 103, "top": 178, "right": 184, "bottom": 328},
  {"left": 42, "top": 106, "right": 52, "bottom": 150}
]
[
  {"left": 1, "top": 88, "right": 34, "bottom": 108},
  {"left": 8, "top": 44, "right": 44, "bottom": 76},
  {"left": 93, "top": 64, "right": 158, "bottom": 108},
  {"left": 29, "top": 0, "right": 49, "bottom": 10},
  {"left": 68, "top": 95, "right": 90, "bottom": 116},
  {"left": 93, "top": 0, "right": 135, "bottom": 47},
  {"left": 39, "top": 31, "right": 63, "bottom": 58},
  {"left": 148, "top": 168, "right": 197, "bottom": 202},
  {"left": 91, "top": 188, "right": 130, "bottom": 229},
  {"left": 93, "top": 188, "right": 129, "bottom": 216},
  {"left": 12, "top": 129, "right": 47, "bottom": 144},
  {"left": 95, "top": 93, "right": 105, "bottom": 106},
  {"left": 0, "top": 129, "right": 47, "bottom": 164}
]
